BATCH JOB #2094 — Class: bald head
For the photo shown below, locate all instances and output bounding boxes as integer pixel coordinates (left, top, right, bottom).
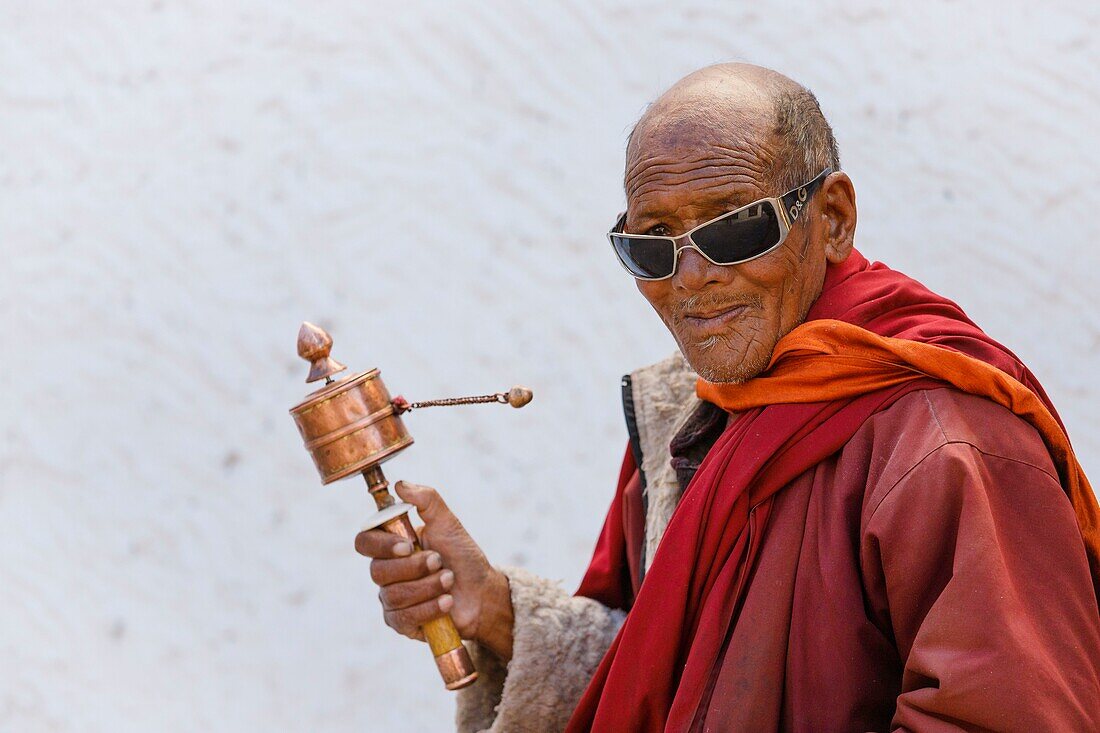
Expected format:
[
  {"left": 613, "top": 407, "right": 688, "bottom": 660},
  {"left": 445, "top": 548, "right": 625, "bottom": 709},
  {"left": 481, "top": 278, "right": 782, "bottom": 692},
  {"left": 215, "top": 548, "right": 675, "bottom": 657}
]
[{"left": 627, "top": 63, "right": 839, "bottom": 196}]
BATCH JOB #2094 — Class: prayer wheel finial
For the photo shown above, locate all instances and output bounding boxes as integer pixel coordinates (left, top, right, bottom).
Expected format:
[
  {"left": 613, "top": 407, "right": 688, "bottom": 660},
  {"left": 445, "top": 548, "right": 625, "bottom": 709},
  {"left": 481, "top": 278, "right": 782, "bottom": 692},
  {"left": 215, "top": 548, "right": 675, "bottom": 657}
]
[{"left": 298, "top": 321, "right": 347, "bottom": 384}]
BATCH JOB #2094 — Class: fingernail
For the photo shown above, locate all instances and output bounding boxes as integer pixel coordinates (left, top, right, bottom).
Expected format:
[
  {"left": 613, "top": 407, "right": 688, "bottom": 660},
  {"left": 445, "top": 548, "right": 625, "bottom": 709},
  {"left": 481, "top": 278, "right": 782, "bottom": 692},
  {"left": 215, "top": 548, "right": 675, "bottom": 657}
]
[
  {"left": 426, "top": 553, "right": 442, "bottom": 572},
  {"left": 440, "top": 570, "right": 454, "bottom": 589},
  {"left": 393, "top": 542, "right": 412, "bottom": 557},
  {"left": 438, "top": 594, "right": 453, "bottom": 612}
]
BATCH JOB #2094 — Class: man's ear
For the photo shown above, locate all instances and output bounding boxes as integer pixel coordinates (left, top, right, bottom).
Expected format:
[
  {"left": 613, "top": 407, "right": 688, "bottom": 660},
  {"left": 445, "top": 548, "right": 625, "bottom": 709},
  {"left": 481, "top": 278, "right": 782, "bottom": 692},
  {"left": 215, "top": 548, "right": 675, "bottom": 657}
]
[{"left": 819, "top": 171, "right": 856, "bottom": 263}]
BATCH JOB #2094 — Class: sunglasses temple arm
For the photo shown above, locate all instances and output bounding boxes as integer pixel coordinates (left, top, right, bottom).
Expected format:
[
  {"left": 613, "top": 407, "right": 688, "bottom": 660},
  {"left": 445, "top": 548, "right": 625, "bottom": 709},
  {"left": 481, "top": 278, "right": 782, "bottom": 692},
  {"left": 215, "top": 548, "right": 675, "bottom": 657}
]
[{"left": 778, "top": 167, "right": 832, "bottom": 225}]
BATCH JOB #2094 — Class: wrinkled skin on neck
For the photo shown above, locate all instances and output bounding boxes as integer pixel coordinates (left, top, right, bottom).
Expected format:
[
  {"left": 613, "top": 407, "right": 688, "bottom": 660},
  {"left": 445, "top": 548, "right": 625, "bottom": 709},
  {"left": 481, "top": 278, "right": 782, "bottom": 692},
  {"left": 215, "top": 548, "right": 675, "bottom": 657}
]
[{"left": 624, "top": 72, "right": 854, "bottom": 383}]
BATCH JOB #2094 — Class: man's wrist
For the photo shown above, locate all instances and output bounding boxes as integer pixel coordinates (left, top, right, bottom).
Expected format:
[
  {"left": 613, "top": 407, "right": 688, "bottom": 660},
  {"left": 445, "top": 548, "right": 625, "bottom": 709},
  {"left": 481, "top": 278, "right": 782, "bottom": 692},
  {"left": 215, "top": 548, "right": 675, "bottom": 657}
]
[{"left": 475, "top": 567, "right": 514, "bottom": 662}]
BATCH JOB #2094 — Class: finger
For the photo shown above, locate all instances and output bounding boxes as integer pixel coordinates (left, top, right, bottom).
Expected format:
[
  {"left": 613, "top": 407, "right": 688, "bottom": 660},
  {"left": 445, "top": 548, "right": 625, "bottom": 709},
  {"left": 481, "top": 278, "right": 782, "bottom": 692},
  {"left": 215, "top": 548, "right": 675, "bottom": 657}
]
[
  {"left": 355, "top": 528, "right": 415, "bottom": 559},
  {"left": 370, "top": 551, "right": 443, "bottom": 586},
  {"left": 383, "top": 594, "right": 455, "bottom": 637},
  {"left": 379, "top": 569, "right": 455, "bottom": 610},
  {"left": 394, "top": 481, "right": 452, "bottom": 524}
]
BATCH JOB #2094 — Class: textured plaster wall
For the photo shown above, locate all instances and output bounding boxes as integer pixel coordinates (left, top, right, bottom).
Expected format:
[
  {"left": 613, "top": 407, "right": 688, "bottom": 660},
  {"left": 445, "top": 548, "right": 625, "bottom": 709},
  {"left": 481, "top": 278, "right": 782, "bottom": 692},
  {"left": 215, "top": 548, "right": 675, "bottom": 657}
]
[{"left": 2, "top": 1, "right": 1098, "bottom": 730}]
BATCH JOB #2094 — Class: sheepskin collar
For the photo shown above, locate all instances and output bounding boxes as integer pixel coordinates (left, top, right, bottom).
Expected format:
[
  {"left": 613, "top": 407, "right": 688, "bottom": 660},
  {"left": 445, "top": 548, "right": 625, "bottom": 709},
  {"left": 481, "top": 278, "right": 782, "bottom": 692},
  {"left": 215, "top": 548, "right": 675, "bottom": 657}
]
[{"left": 625, "top": 351, "right": 703, "bottom": 573}]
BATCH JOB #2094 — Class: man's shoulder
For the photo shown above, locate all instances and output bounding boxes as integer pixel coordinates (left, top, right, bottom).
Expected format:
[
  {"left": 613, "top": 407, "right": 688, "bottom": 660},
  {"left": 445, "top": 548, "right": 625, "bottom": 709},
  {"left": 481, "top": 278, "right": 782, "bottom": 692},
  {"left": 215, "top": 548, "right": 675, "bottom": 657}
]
[
  {"left": 626, "top": 350, "right": 695, "bottom": 388},
  {"left": 854, "top": 387, "right": 1059, "bottom": 498},
  {"left": 624, "top": 350, "right": 699, "bottom": 434}
]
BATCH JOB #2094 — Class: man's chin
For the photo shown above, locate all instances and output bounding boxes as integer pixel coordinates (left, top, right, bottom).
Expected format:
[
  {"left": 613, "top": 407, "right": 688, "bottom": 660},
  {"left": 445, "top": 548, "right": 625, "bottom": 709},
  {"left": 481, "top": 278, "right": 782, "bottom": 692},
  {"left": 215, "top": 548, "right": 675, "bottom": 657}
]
[{"left": 683, "top": 342, "right": 771, "bottom": 384}]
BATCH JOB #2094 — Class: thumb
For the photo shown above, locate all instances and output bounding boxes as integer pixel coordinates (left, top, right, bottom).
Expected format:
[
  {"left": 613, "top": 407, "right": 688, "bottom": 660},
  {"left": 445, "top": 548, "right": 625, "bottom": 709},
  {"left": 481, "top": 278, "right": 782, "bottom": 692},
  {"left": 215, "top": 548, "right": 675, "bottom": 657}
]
[{"left": 394, "top": 481, "right": 453, "bottom": 525}]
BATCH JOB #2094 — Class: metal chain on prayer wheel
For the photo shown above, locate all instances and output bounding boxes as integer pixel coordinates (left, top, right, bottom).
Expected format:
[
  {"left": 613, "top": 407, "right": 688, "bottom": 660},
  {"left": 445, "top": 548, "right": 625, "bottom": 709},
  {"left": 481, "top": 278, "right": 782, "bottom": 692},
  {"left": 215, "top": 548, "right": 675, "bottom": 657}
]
[{"left": 288, "top": 322, "right": 532, "bottom": 690}]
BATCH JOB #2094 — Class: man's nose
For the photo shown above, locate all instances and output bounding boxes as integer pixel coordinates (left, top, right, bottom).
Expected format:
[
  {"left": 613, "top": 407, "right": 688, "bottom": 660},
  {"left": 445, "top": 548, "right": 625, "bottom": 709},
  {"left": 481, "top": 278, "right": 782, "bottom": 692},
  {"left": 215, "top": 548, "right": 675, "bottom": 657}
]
[{"left": 671, "top": 244, "right": 728, "bottom": 291}]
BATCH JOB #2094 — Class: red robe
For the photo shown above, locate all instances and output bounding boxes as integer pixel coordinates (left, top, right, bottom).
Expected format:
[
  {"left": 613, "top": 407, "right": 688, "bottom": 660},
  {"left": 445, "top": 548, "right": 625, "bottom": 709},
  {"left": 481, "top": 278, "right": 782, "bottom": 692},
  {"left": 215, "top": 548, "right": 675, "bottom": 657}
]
[{"left": 567, "top": 251, "right": 1100, "bottom": 731}]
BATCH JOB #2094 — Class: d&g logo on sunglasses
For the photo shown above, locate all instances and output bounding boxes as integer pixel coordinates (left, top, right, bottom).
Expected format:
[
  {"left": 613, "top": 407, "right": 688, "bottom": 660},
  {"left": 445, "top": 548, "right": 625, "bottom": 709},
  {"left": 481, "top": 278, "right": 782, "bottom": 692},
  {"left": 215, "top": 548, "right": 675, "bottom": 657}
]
[{"left": 788, "top": 186, "right": 809, "bottom": 222}]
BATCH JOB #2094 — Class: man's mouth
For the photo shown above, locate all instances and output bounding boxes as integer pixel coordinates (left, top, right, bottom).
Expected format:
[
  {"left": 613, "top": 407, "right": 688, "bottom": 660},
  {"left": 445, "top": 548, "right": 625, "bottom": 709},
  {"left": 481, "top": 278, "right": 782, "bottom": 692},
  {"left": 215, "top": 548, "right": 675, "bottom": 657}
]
[{"left": 682, "top": 304, "right": 749, "bottom": 333}]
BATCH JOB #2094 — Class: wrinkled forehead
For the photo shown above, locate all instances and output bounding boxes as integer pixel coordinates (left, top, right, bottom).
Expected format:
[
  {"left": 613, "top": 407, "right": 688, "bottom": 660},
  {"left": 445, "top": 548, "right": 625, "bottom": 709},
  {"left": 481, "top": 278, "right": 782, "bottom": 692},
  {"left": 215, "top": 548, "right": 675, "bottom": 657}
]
[{"left": 624, "top": 108, "right": 776, "bottom": 206}]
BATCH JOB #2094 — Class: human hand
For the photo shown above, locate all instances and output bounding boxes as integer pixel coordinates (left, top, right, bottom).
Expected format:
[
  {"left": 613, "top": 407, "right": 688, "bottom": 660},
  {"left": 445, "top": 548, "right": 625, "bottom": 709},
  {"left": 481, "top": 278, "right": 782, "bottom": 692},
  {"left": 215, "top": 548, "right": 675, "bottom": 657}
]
[{"left": 354, "top": 481, "right": 514, "bottom": 661}]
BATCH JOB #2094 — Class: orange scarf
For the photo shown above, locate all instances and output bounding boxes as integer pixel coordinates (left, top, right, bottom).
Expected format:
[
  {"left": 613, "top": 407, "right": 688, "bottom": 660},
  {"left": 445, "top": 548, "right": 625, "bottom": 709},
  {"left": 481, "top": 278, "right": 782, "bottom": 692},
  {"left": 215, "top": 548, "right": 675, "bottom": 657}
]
[{"left": 699, "top": 318, "right": 1100, "bottom": 601}]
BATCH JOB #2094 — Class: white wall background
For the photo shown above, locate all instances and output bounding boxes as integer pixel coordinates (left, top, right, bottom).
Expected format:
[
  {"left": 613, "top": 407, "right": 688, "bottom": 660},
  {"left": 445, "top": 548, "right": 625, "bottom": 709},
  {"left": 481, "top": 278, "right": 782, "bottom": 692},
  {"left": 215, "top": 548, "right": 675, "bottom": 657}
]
[{"left": 2, "top": 1, "right": 1098, "bottom": 730}]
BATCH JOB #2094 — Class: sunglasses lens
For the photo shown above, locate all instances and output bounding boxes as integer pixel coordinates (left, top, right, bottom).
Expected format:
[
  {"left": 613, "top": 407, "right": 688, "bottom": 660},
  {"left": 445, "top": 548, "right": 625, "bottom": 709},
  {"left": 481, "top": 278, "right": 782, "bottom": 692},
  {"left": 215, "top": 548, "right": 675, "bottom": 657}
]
[
  {"left": 610, "top": 235, "right": 676, "bottom": 279},
  {"left": 690, "top": 202, "right": 781, "bottom": 263}
]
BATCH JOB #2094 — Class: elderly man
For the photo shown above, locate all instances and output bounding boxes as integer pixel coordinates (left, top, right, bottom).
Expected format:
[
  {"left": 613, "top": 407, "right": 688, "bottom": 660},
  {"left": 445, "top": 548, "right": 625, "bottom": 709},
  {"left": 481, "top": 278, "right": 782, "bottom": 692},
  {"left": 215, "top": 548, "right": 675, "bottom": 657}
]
[{"left": 355, "top": 64, "right": 1100, "bottom": 731}]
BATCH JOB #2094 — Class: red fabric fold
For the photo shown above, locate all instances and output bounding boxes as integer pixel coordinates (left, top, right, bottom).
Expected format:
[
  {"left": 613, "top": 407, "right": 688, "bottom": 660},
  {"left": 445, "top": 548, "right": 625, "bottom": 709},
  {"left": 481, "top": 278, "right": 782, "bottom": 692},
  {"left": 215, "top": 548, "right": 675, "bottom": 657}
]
[{"left": 566, "top": 250, "right": 1095, "bottom": 732}]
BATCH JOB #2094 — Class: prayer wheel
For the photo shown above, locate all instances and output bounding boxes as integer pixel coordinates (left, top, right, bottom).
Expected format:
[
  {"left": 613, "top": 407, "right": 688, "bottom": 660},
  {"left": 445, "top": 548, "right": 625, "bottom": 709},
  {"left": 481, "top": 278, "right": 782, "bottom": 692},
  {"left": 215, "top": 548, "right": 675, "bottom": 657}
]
[{"left": 288, "top": 322, "right": 531, "bottom": 690}]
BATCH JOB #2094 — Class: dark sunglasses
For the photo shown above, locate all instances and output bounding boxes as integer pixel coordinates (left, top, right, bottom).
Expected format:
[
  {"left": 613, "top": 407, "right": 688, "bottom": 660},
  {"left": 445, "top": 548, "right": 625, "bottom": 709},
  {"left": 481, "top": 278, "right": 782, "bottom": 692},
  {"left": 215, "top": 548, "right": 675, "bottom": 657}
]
[{"left": 608, "top": 168, "right": 833, "bottom": 280}]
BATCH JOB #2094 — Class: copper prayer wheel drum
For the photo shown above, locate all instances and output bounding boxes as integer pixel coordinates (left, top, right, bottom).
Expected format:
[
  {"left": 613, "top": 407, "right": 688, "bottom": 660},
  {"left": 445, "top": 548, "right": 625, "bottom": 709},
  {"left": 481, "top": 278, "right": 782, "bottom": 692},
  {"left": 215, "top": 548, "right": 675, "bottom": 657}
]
[{"left": 290, "top": 368, "right": 413, "bottom": 484}]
